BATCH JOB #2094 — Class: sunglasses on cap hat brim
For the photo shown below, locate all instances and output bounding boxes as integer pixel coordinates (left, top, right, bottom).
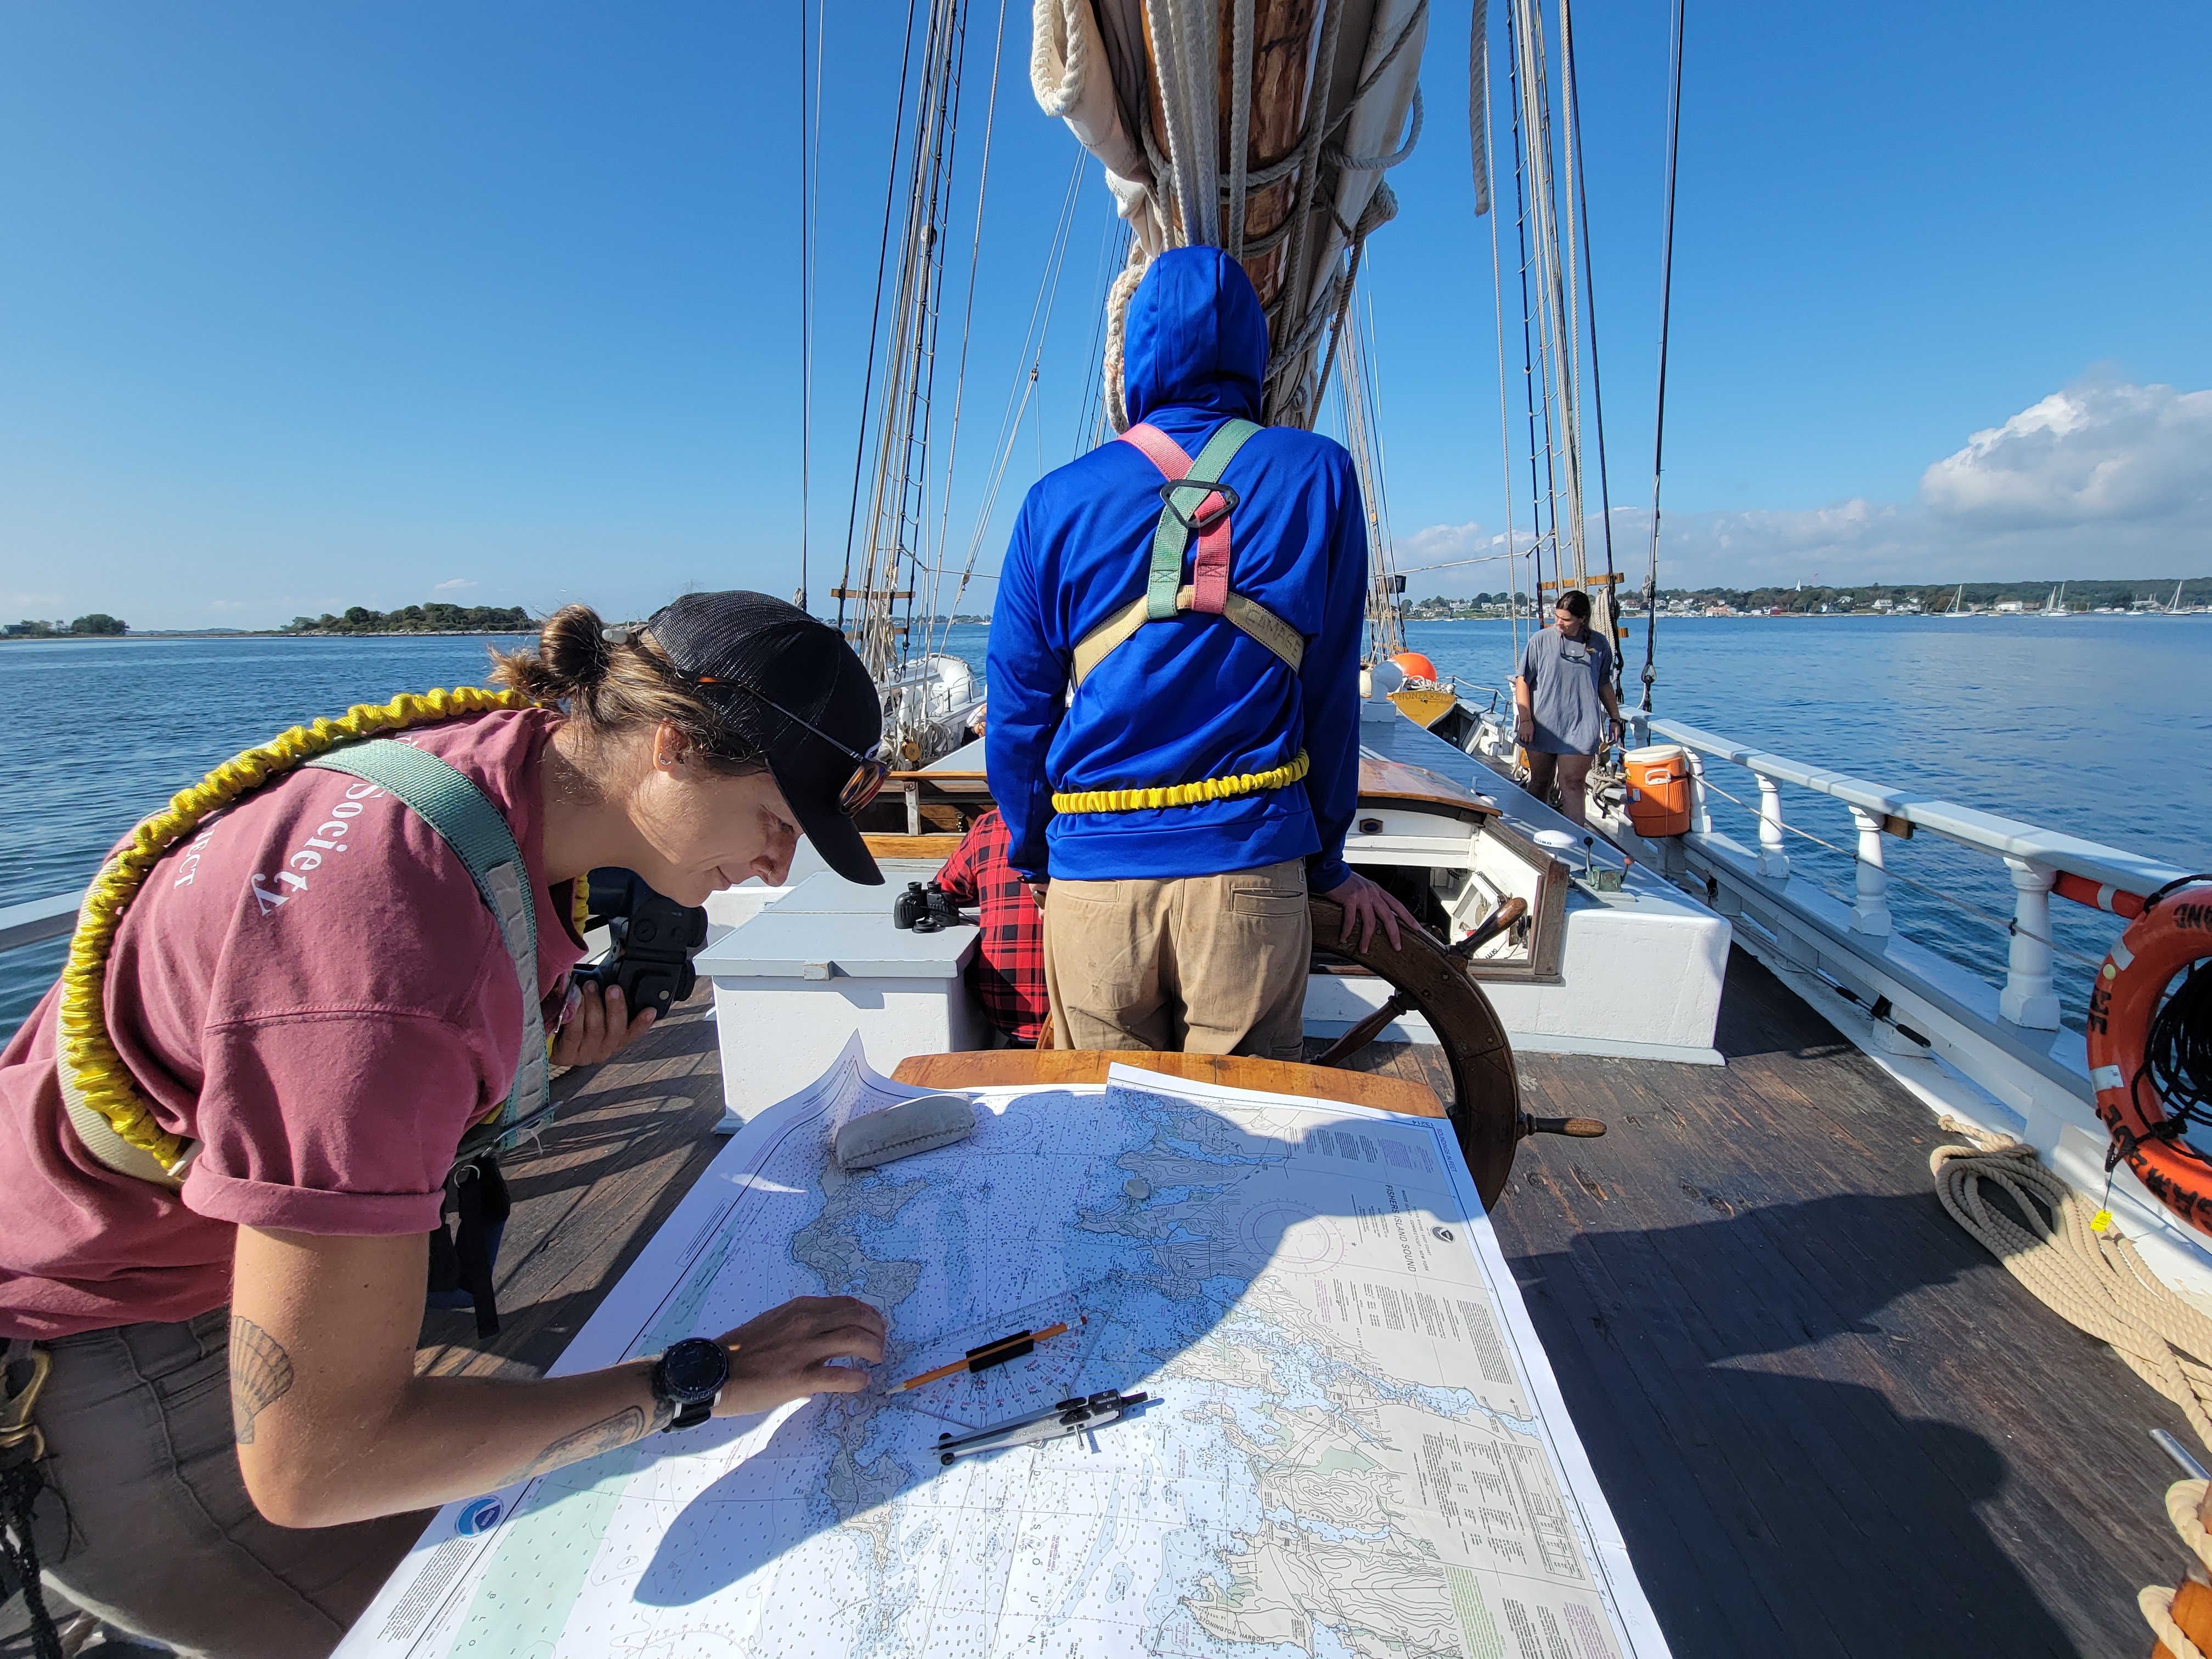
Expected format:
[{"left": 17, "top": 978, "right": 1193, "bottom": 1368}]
[{"left": 694, "top": 676, "right": 891, "bottom": 816}]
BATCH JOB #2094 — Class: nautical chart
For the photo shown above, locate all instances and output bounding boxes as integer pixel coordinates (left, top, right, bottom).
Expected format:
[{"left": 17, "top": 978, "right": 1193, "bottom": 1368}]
[{"left": 341, "top": 1038, "right": 1668, "bottom": 1659}]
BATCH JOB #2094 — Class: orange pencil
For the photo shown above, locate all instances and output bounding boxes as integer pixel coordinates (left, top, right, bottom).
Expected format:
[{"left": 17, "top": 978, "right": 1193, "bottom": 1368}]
[{"left": 894, "top": 1321, "right": 1074, "bottom": 1392}]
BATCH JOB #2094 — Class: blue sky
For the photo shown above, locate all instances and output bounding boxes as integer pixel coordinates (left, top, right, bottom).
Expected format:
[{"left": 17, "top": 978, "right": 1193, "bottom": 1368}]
[{"left": 3, "top": 0, "right": 2206, "bottom": 628}]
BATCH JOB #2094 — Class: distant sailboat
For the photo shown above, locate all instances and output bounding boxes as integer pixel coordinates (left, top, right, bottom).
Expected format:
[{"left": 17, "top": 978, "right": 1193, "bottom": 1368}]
[
  {"left": 1950, "top": 583, "right": 1965, "bottom": 616},
  {"left": 2039, "top": 581, "right": 2067, "bottom": 617}
]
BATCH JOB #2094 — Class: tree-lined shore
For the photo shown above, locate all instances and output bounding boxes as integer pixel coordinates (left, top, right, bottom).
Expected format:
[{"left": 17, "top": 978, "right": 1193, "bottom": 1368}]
[{"left": 284, "top": 603, "right": 534, "bottom": 635}]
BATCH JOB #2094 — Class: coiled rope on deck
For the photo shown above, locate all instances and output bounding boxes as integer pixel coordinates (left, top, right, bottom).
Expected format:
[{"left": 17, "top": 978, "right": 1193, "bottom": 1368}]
[
  {"left": 59, "top": 686, "right": 535, "bottom": 1171},
  {"left": 1929, "top": 1141, "right": 2212, "bottom": 1447}
]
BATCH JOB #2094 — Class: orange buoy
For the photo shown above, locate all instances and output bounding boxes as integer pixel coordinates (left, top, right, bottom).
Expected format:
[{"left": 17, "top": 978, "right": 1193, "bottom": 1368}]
[
  {"left": 1390, "top": 651, "right": 1438, "bottom": 685},
  {"left": 1623, "top": 744, "right": 1692, "bottom": 838},
  {"left": 2087, "top": 883, "right": 2212, "bottom": 1234}
]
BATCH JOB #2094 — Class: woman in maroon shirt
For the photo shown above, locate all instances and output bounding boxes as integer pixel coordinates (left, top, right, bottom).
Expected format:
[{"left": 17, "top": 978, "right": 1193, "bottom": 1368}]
[{"left": 0, "top": 594, "right": 891, "bottom": 1657}]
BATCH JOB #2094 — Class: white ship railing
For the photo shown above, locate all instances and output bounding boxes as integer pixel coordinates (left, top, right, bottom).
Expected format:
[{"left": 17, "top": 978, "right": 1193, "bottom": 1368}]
[
  {"left": 1616, "top": 710, "right": 2212, "bottom": 1290},
  {"left": 0, "top": 890, "right": 83, "bottom": 955}
]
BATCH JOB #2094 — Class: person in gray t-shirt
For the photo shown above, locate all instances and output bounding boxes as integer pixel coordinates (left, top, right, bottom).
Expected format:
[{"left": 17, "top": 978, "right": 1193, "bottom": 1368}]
[{"left": 1514, "top": 588, "right": 1623, "bottom": 827}]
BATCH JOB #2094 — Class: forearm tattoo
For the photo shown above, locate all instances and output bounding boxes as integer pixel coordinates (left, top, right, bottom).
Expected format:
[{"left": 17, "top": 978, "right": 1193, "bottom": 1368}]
[
  {"left": 229, "top": 1316, "right": 296, "bottom": 1446},
  {"left": 516, "top": 1396, "right": 676, "bottom": 1480}
]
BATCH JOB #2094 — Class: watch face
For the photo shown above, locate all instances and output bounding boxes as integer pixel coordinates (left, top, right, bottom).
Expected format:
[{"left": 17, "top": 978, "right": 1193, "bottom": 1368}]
[{"left": 659, "top": 1338, "right": 729, "bottom": 1403}]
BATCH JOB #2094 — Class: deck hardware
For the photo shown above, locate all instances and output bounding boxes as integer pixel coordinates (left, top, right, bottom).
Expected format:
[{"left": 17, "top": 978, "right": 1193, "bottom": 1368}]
[
  {"left": 2154, "top": 1429, "right": 2209, "bottom": 1480},
  {"left": 1520, "top": 1116, "right": 1607, "bottom": 1139}
]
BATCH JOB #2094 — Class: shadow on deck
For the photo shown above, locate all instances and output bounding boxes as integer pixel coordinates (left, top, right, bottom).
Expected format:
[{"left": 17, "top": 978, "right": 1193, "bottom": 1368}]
[
  {"left": 419, "top": 949, "right": 2190, "bottom": 1656},
  {"left": 1317, "top": 947, "right": 2190, "bottom": 1657}
]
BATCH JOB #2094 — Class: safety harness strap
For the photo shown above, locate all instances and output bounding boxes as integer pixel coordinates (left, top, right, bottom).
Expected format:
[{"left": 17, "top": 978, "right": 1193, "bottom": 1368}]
[
  {"left": 1069, "top": 585, "right": 1307, "bottom": 690},
  {"left": 304, "top": 742, "right": 551, "bottom": 1150},
  {"left": 1119, "top": 419, "right": 1260, "bottom": 621}
]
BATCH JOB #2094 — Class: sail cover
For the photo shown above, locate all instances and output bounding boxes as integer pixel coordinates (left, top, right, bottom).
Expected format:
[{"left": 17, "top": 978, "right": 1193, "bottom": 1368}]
[{"left": 1034, "top": 0, "right": 1427, "bottom": 431}]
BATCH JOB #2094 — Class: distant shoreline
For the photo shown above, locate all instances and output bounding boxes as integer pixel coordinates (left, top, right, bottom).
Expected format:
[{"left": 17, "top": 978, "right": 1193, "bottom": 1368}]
[
  {"left": 7, "top": 612, "right": 2207, "bottom": 645},
  {"left": 0, "top": 629, "right": 537, "bottom": 644}
]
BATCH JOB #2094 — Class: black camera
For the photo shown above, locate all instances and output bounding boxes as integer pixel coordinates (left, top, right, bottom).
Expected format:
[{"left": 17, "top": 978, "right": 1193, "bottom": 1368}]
[
  {"left": 892, "top": 880, "right": 964, "bottom": 934},
  {"left": 573, "top": 868, "right": 710, "bottom": 1022}
]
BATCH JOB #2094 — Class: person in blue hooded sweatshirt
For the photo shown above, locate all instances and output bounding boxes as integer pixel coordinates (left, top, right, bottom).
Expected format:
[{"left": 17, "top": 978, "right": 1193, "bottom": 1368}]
[{"left": 986, "top": 247, "right": 1417, "bottom": 1057}]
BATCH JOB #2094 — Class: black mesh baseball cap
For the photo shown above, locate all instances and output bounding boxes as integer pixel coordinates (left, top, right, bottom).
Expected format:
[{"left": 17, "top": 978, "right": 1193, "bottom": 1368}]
[{"left": 643, "top": 591, "right": 886, "bottom": 886}]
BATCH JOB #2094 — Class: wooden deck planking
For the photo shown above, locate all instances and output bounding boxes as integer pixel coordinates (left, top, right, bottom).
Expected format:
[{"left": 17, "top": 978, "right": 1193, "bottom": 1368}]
[
  {"left": 1314, "top": 949, "right": 2192, "bottom": 1656},
  {"left": 415, "top": 994, "right": 728, "bottom": 1380},
  {"left": 417, "top": 953, "right": 2194, "bottom": 1655}
]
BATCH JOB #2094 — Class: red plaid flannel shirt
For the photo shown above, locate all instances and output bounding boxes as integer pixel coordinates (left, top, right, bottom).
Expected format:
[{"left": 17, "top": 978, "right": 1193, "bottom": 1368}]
[{"left": 935, "top": 809, "right": 1047, "bottom": 1045}]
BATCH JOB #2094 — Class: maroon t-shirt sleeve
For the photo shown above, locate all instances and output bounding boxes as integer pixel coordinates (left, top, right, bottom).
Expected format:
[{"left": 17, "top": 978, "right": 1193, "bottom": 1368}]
[{"left": 183, "top": 963, "right": 509, "bottom": 1234}]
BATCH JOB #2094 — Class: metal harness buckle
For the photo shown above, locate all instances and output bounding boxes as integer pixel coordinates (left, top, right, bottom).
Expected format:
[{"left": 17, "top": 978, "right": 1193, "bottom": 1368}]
[{"left": 0, "top": 1347, "right": 52, "bottom": 1465}]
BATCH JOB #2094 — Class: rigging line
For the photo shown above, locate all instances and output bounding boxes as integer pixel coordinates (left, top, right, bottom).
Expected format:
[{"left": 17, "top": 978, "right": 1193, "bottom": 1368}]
[
  {"left": 969, "top": 153, "right": 1082, "bottom": 524},
  {"left": 1479, "top": 5, "right": 1523, "bottom": 669},
  {"left": 836, "top": 0, "right": 923, "bottom": 632},
  {"left": 946, "top": 152, "right": 1085, "bottom": 618},
  {"left": 1358, "top": 276, "right": 1403, "bottom": 642},
  {"left": 1397, "top": 546, "right": 1541, "bottom": 574},
  {"left": 1641, "top": 0, "right": 1685, "bottom": 712},
  {"left": 1520, "top": 0, "right": 1576, "bottom": 595},
  {"left": 1561, "top": 0, "right": 1621, "bottom": 685},
  {"left": 923, "top": 0, "right": 1009, "bottom": 658},
  {"left": 1503, "top": 0, "right": 1550, "bottom": 606},
  {"left": 1555, "top": 0, "right": 1585, "bottom": 587},
  {"left": 799, "top": 0, "right": 828, "bottom": 612},
  {"left": 1072, "top": 211, "right": 1126, "bottom": 456},
  {"left": 798, "top": 0, "right": 807, "bottom": 610}
]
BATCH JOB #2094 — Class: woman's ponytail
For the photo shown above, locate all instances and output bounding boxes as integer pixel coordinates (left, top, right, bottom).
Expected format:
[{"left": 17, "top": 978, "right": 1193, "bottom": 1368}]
[{"left": 489, "top": 604, "right": 764, "bottom": 777}]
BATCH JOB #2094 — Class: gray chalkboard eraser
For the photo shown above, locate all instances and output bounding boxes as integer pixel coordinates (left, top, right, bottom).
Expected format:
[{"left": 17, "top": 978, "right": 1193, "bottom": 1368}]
[{"left": 832, "top": 1092, "right": 977, "bottom": 1171}]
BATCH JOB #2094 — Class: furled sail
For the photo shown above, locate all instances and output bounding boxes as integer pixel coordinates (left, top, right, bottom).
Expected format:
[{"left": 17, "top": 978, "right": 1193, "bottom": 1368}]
[{"left": 1034, "top": 0, "right": 1428, "bottom": 430}]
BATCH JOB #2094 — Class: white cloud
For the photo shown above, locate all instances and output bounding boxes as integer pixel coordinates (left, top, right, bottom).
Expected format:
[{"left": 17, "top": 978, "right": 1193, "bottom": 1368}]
[
  {"left": 1402, "top": 379, "right": 2212, "bottom": 592},
  {"left": 208, "top": 599, "right": 250, "bottom": 612},
  {"left": 434, "top": 577, "right": 478, "bottom": 592},
  {"left": 1920, "top": 380, "right": 2212, "bottom": 527}
]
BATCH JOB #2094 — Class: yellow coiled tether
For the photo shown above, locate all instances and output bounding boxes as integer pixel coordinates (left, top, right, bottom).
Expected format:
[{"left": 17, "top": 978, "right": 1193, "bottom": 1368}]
[
  {"left": 58, "top": 686, "right": 537, "bottom": 1178},
  {"left": 1049, "top": 750, "right": 1310, "bottom": 816}
]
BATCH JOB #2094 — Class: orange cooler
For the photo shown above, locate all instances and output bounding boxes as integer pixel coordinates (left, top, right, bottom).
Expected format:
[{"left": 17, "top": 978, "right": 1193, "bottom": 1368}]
[{"left": 1624, "top": 743, "right": 1692, "bottom": 837}]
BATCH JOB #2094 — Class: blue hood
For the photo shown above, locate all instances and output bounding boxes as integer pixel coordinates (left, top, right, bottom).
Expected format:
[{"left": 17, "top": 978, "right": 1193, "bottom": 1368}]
[{"left": 1122, "top": 247, "right": 1269, "bottom": 424}]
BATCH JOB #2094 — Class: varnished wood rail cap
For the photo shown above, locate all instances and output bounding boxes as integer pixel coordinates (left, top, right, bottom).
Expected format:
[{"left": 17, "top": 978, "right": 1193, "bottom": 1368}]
[{"left": 890, "top": 1051, "right": 1445, "bottom": 1120}]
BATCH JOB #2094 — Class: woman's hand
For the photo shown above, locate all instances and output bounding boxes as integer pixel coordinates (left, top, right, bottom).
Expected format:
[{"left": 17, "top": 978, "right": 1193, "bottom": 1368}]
[
  {"left": 551, "top": 980, "right": 655, "bottom": 1067},
  {"left": 1514, "top": 710, "right": 1535, "bottom": 746},
  {"left": 1321, "top": 870, "right": 1421, "bottom": 953},
  {"left": 711, "top": 1295, "right": 888, "bottom": 1416}
]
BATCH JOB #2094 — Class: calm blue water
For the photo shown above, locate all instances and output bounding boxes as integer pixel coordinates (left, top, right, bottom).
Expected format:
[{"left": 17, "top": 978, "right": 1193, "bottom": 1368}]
[{"left": 4, "top": 617, "right": 2207, "bottom": 1039}]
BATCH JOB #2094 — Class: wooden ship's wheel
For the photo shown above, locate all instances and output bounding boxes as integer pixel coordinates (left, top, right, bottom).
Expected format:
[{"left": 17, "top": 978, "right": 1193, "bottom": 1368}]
[{"left": 1306, "top": 895, "right": 1602, "bottom": 1209}]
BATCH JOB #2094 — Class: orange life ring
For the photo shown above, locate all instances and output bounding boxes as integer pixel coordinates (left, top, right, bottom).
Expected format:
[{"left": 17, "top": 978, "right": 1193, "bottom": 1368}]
[{"left": 2087, "top": 882, "right": 2212, "bottom": 1233}]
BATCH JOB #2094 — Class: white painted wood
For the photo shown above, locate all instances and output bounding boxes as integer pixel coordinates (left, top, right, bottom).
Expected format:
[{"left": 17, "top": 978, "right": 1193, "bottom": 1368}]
[
  {"left": 1754, "top": 772, "right": 1791, "bottom": 881},
  {"left": 1999, "top": 856, "right": 2061, "bottom": 1029},
  {"left": 1846, "top": 804, "right": 1892, "bottom": 936}
]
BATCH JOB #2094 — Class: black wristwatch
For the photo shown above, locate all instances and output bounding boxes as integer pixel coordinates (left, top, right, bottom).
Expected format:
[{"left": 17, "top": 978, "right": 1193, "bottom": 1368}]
[{"left": 650, "top": 1338, "right": 729, "bottom": 1432}]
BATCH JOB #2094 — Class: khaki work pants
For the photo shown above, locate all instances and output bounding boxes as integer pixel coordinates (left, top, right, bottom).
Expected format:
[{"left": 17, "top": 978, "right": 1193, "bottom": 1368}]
[
  {"left": 1043, "top": 859, "right": 1311, "bottom": 1059},
  {"left": 16, "top": 1311, "right": 423, "bottom": 1658}
]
